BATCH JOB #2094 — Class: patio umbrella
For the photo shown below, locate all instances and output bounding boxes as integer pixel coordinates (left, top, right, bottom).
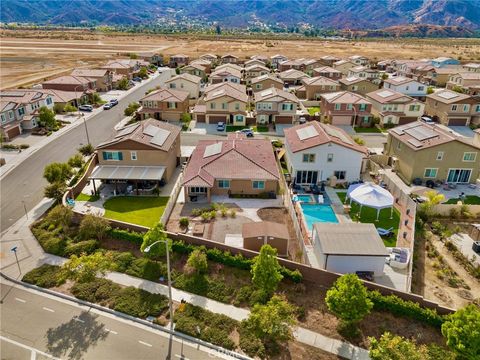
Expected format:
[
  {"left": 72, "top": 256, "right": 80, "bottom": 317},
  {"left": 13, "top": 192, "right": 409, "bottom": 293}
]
[{"left": 346, "top": 182, "right": 394, "bottom": 221}]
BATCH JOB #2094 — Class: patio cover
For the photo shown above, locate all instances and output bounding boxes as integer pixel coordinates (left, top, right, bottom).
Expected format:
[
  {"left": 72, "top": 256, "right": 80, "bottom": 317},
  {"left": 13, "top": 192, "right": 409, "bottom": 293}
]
[
  {"left": 89, "top": 165, "right": 166, "bottom": 181},
  {"left": 346, "top": 182, "right": 394, "bottom": 220}
]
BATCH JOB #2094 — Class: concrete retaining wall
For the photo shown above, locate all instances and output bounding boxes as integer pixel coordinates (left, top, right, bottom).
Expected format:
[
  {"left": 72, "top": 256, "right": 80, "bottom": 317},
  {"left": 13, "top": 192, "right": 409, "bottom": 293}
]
[{"left": 432, "top": 204, "right": 480, "bottom": 217}]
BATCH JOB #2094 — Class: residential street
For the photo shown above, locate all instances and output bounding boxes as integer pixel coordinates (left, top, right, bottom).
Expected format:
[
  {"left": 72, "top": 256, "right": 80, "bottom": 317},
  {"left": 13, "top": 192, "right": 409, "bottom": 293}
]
[{"left": 0, "top": 282, "right": 226, "bottom": 360}]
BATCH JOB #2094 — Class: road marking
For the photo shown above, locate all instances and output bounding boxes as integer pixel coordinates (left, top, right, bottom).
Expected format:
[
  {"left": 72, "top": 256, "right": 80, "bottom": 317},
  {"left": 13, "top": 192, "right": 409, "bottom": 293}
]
[
  {"left": 105, "top": 328, "right": 118, "bottom": 335},
  {"left": 73, "top": 317, "right": 85, "bottom": 323},
  {"left": 15, "top": 297, "right": 26, "bottom": 303},
  {"left": 0, "top": 335, "right": 61, "bottom": 359},
  {"left": 138, "top": 340, "right": 152, "bottom": 347},
  {"left": 42, "top": 307, "right": 55, "bottom": 313}
]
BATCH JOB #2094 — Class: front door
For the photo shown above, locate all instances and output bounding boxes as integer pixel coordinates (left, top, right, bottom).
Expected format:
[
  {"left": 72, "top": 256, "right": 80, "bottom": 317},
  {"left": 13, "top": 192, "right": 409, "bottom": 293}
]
[{"left": 447, "top": 169, "right": 472, "bottom": 183}]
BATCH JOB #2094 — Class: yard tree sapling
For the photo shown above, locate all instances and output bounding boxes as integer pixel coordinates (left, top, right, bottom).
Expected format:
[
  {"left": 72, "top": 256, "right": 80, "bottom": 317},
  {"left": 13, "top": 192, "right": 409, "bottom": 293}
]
[
  {"left": 140, "top": 223, "right": 171, "bottom": 258},
  {"left": 43, "top": 162, "right": 72, "bottom": 184},
  {"left": 62, "top": 252, "right": 113, "bottom": 283},
  {"left": 44, "top": 182, "right": 67, "bottom": 203},
  {"left": 185, "top": 248, "right": 208, "bottom": 275},
  {"left": 38, "top": 106, "right": 57, "bottom": 129},
  {"left": 79, "top": 214, "right": 111, "bottom": 241},
  {"left": 251, "top": 244, "right": 283, "bottom": 301}
]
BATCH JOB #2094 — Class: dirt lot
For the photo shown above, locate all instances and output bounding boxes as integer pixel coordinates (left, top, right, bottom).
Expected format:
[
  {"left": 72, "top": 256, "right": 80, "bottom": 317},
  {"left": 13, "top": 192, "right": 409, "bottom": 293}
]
[{"left": 2, "top": 29, "right": 480, "bottom": 89}]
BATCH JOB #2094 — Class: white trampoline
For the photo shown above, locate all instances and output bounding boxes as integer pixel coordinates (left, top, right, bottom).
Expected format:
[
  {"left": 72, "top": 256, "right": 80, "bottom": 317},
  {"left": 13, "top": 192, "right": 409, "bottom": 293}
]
[{"left": 346, "top": 182, "right": 394, "bottom": 221}]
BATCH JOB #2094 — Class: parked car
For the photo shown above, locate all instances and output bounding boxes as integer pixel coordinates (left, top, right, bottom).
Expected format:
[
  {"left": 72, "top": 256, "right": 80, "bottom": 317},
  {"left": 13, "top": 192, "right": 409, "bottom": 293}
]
[
  {"left": 421, "top": 116, "right": 435, "bottom": 125},
  {"left": 109, "top": 99, "right": 119, "bottom": 106},
  {"left": 132, "top": 77, "right": 142, "bottom": 82},
  {"left": 237, "top": 128, "right": 254, "bottom": 137},
  {"left": 216, "top": 122, "right": 225, "bottom": 132},
  {"left": 103, "top": 103, "right": 112, "bottom": 110},
  {"left": 78, "top": 105, "right": 93, "bottom": 112}
]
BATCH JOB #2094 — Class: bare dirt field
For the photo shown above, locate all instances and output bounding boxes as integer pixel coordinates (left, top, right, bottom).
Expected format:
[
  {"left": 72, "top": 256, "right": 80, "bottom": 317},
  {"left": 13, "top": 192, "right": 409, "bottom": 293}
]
[{"left": 1, "top": 29, "right": 480, "bottom": 89}]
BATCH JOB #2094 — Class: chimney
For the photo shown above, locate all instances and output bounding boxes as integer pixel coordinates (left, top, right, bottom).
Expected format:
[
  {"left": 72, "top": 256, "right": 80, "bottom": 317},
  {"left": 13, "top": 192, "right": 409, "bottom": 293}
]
[{"left": 474, "top": 128, "right": 480, "bottom": 148}]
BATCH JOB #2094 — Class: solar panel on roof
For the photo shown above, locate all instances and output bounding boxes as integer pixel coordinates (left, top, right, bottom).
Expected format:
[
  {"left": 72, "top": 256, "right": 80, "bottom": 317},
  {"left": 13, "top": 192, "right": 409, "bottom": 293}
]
[
  {"left": 203, "top": 142, "right": 223, "bottom": 158},
  {"left": 143, "top": 124, "right": 159, "bottom": 137},
  {"left": 405, "top": 127, "right": 438, "bottom": 141},
  {"left": 150, "top": 128, "right": 171, "bottom": 147},
  {"left": 296, "top": 125, "right": 318, "bottom": 141},
  {"left": 437, "top": 91, "right": 458, "bottom": 100},
  {"left": 407, "top": 139, "right": 423, "bottom": 148},
  {"left": 0, "top": 92, "right": 26, "bottom": 97},
  {"left": 115, "top": 123, "right": 140, "bottom": 138}
]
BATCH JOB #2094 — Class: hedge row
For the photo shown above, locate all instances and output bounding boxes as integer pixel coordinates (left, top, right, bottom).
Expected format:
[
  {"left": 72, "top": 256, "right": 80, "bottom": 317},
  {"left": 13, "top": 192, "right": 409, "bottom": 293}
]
[{"left": 368, "top": 290, "right": 446, "bottom": 328}]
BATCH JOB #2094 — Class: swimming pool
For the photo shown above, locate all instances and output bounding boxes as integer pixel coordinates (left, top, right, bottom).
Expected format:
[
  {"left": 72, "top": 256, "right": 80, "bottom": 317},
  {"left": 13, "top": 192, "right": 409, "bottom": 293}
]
[
  {"left": 294, "top": 194, "right": 314, "bottom": 203},
  {"left": 300, "top": 203, "right": 338, "bottom": 231}
]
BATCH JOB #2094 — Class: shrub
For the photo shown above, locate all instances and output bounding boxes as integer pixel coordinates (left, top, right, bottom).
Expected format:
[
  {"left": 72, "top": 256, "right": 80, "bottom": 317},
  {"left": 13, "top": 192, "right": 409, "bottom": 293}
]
[
  {"left": 239, "top": 324, "right": 266, "bottom": 358},
  {"left": 112, "top": 286, "right": 169, "bottom": 318},
  {"left": 64, "top": 240, "right": 98, "bottom": 256},
  {"left": 125, "top": 257, "right": 166, "bottom": 281},
  {"left": 68, "top": 154, "right": 84, "bottom": 168},
  {"left": 43, "top": 162, "right": 72, "bottom": 184},
  {"left": 201, "top": 327, "right": 235, "bottom": 350},
  {"left": 108, "top": 228, "right": 143, "bottom": 245},
  {"left": 185, "top": 248, "right": 208, "bottom": 275},
  {"left": 42, "top": 236, "right": 67, "bottom": 255},
  {"left": 71, "top": 278, "right": 121, "bottom": 304},
  {"left": 45, "top": 205, "right": 73, "bottom": 229},
  {"left": 179, "top": 217, "right": 189, "bottom": 228},
  {"left": 234, "top": 285, "right": 254, "bottom": 306},
  {"left": 110, "top": 251, "right": 136, "bottom": 272},
  {"left": 44, "top": 182, "right": 67, "bottom": 203},
  {"left": 79, "top": 214, "right": 111, "bottom": 240},
  {"left": 78, "top": 144, "right": 94, "bottom": 156},
  {"left": 22, "top": 264, "right": 65, "bottom": 288},
  {"left": 230, "top": 209, "right": 236, "bottom": 218}
]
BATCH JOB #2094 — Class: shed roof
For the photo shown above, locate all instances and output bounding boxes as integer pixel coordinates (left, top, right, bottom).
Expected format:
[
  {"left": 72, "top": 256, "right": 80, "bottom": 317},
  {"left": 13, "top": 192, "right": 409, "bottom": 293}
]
[{"left": 242, "top": 221, "right": 289, "bottom": 240}]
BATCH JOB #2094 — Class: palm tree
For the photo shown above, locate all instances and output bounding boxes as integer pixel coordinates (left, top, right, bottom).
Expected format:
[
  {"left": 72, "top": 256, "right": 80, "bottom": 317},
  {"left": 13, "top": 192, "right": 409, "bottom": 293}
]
[{"left": 420, "top": 190, "right": 445, "bottom": 217}]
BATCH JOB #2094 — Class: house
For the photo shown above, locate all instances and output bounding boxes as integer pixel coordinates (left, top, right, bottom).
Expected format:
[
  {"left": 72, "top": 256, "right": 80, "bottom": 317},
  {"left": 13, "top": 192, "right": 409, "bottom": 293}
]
[
  {"left": 71, "top": 69, "right": 113, "bottom": 92},
  {"left": 190, "top": 59, "right": 213, "bottom": 74},
  {"left": 431, "top": 57, "right": 460, "bottom": 68},
  {"left": 422, "top": 66, "right": 463, "bottom": 87},
  {"left": 0, "top": 89, "right": 54, "bottom": 140},
  {"left": 254, "top": 87, "right": 305, "bottom": 125},
  {"left": 41, "top": 88, "right": 87, "bottom": 109},
  {"left": 250, "top": 74, "right": 284, "bottom": 93},
  {"left": 320, "top": 91, "right": 373, "bottom": 127},
  {"left": 393, "top": 60, "right": 430, "bottom": 78},
  {"left": 383, "top": 77, "right": 427, "bottom": 99},
  {"left": 169, "top": 54, "right": 189, "bottom": 68},
  {"left": 201, "top": 83, "right": 248, "bottom": 125},
  {"left": 376, "top": 60, "right": 392, "bottom": 71},
  {"left": 348, "top": 55, "right": 369, "bottom": 66},
  {"left": 137, "top": 52, "right": 163, "bottom": 66},
  {"left": 165, "top": 73, "right": 202, "bottom": 100},
  {"left": 102, "top": 59, "right": 140, "bottom": 78},
  {"left": 242, "top": 221, "right": 289, "bottom": 257},
  {"left": 366, "top": 89, "right": 425, "bottom": 127},
  {"left": 92, "top": 119, "right": 181, "bottom": 193},
  {"left": 347, "top": 66, "right": 381, "bottom": 81},
  {"left": 182, "top": 134, "right": 280, "bottom": 202},
  {"left": 278, "top": 58, "right": 306, "bottom": 72},
  {"left": 312, "top": 223, "right": 388, "bottom": 276},
  {"left": 270, "top": 54, "right": 288, "bottom": 69},
  {"left": 221, "top": 54, "right": 239, "bottom": 64},
  {"left": 244, "top": 59, "right": 266, "bottom": 68},
  {"left": 333, "top": 60, "right": 357, "bottom": 76},
  {"left": 295, "top": 77, "right": 340, "bottom": 100},
  {"left": 284, "top": 121, "right": 367, "bottom": 185},
  {"left": 446, "top": 72, "right": 480, "bottom": 95},
  {"left": 424, "top": 89, "right": 477, "bottom": 126},
  {"left": 462, "top": 63, "right": 480, "bottom": 73},
  {"left": 339, "top": 76, "right": 379, "bottom": 95},
  {"left": 384, "top": 121, "right": 480, "bottom": 184},
  {"left": 200, "top": 54, "right": 218, "bottom": 63},
  {"left": 138, "top": 88, "right": 190, "bottom": 122},
  {"left": 312, "top": 66, "right": 342, "bottom": 80},
  {"left": 250, "top": 55, "right": 269, "bottom": 63},
  {"left": 303, "top": 59, "right": 323, "bottom": 75},
  {"left": 41, "top": 75, "right": 96, "bottom": 93},
  {"left": 278, "top": 69, "right": 309, "bottom": 86},
  {"left": 244, "top": 64, "right": 270, "bottom": 84},
  {"left": 210, "top": 65, "right": 242, "bottom": 84},
  {"left": 319, "top": 55, "right": 341, "bottom": 66},
  {"left": 180, "top": 64, "right": 207, "bottom": 81}
]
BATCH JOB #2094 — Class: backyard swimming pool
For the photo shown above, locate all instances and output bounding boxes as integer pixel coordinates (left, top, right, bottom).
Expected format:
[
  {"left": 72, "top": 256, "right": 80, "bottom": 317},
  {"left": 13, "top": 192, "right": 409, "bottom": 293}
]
[
  {"left": 300, "top": 203, "right": 339, "bottom": 231},
  {"left": 294, "top": 194, "right": 315, "bottom": 203}
]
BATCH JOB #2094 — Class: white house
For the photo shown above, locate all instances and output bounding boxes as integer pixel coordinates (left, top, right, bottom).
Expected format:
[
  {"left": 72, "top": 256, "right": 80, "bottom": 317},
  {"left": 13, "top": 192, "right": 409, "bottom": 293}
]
[
  {"left": 312, "top": 223, "right": 388, "bottom": 276},
  {"left": 164, "top": 73, "right": 202, "bottom": 100},
  {"left": 284, "top": 121, "right": 367, "bottom": 184},
  {"left": 383, "top": 76, "right": 427, "bottom": 98}
]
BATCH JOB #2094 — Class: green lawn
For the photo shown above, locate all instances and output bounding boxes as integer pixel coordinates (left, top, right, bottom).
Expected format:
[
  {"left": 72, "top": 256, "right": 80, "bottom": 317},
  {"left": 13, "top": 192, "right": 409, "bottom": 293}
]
[
  {"left": 444, "top": 195, "right": 480, "bottom": 205},
  {"left": 75, "top": 193, "right": 100, "bottom": 202},
  {"left": 307, "top": 107, "right": 320, "bottom": 116},
  {"left": 337, "top": 192, "right": 400, "bottom": 247},
  {"left": 252, "top": 125, "right": 269, "bottom": 132},
  {"left": 354, "top": 126, "right": 382, "bottom": 133},
  {"left": 226, "top": 125, "right": 249, "bottom": 132},
  {"left": 103, "top": 196, "right": 169, "bottom": 228}
]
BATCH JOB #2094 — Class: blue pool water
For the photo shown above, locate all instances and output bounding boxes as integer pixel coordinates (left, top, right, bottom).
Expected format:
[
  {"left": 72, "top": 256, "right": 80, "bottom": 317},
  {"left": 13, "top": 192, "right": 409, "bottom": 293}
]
[
  {"left": 295, "top": 194, "right": 313, "bottom": 203},
  {"left": 300, "top": 203, "right": 338, "bottom": 231}
]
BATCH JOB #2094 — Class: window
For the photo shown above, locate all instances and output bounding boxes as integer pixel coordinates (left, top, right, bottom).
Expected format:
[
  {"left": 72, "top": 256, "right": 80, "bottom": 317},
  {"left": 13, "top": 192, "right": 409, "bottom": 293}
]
[
  {"left": 409, "top": 104, "right": 420, "bottom": 112},
  {"left": 436, "top": 151, "right": 444, "bottom": 161},
  {"left": 302, "top": 153, "right": 315, "bottom": 163},
  {"left": 130, "top": 151, "right": 137, "bottom": 160},
  {"left": 281, "top": 103, "right": 294, "bottom": 111},
  {"left": 327, "top": 153, "right": 333, "bottom": 162},
  {"left": 362, "top": 116, "right": 369, "bottom": 123},
  {"left": 476, "top": 105, "right": 480, "bottom": 112},
  {"left": 1, "top": 114, "right": 5, "bottom": 123},
  {"left": 46, "top": 97, "right": 52, "bottom": 105},
  {"left": 347, "top": 104, "right": 353, "bottom": 110},
  {"left": 8, "top": 111, "right": 14, "bottom": 119},
  {"left": 352, "top": 85, "right": 358, "bottom": 91},
  {"left": 451, "top": 105, "right": 458, "bottom": 111},
  {"left": 190, "top": 187, "right": 207, "bottom": 193},
  {"left": 167, "top": 102, "right": 177, "bottom": 109},
  {"left": 169, "top": 83, "right": 176, "bottom": 89},
  {"left": 418, "top": 86, "right": 424, "bottom": 91},
  {"left": 252, "top": 181, "right": 265, "bottom": 189},
  {"left": 334, "top": 171, "right": 346, "bottom": 180},
  {"left": 406, "top": 86, "right": 409, "bottom": 90},
  {"left": 463, "top": 152, "right": 477, "bottom": 162},
  {"left": 256, "top": 84, "right": 262, "bottom": 89},
  {"left": 295, "top": 170, "right": 318, "bottom": 184},
  {"left": 103, "top": 151, "right": 123, "bottom": 161},
  {"left": 463, "top": 104, "right": 470, "bottom": 112},
  {"left": 235, "top": 115, "right": 243, "bottom": 122},
  {"left": 235, "top": 103, "right": 240, "bottom": 110},
  {"left": 424, "top": 168, "right": 437, "bottom": 178},
  {"left": 218, "top": 179, "right": 230, "bottom": 189},
  {"left": 18, "top": 107, "right": 25, "bottom": 116},
  {"left": 396, "top": 141, "right": 402, "bottom": 150},
  {"left": 334, "top": 103, "right": 341, "bottom": 110},
  {"left": 210, "top": 103, "right": 216, "bottom": 109},
  {"left": 221, "top": 103, "right": 227, "bottom": 110},
  {"left": 359, "top": 104, "right": 367, "bottom": 111}
]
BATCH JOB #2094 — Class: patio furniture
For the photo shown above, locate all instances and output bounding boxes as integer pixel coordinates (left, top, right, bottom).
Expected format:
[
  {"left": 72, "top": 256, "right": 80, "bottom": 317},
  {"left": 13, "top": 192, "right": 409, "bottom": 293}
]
[
  {"left": 448, "top": 183, "right": 457, "bottom": 189},
  {"left": 310, "top": 184, "right": 320, "bottom": 195},
  {"left": 412, "top": 178, "right": 422, "bottom": 186},
  {"left": 318, "top": 195, "right": 324, "bottom": 204},
  {"left": 377, "top": 227, "right": 394, "bottom": 237},
  {"left": 443, "top": 183, "right": 450, "bottom": 191},
  {"left": 426, "top": 180, "right": 435, "bottom": 188},
  {"left": 468, "top": 183, "right": 477, "bottom": 189},
  {"left": 66, "top": 198, "right": 75, "bottom": 206}
]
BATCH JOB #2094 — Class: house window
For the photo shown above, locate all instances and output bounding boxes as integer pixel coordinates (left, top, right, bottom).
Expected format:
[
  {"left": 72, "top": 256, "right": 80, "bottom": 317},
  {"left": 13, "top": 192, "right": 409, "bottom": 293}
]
[
  {"left": 103, "top": 151, "right": 123, "bottom": 161},
  {"left": 252, "top": 180, "right": 265, "bottom": 189},
  {"left": 131, "top": 151, "right": 137, "bottom": 160},
  {"left": 347, "top": 104, "right": 353, "bottom": 110},
  {"left": 235, "top": 115, "right": 243, "bottom": 122},
  {"left": 352, "top": 85, "right": 358, "bottom": 91},
  {"left": 409, "top": 105, "right": 420, "bottom": 112},
  {"left": 359, "top": 104, "right": 367, "bottom": 111},
  {"left": 167, "top": 102, "right": 177, "bottom": 109},
  {"left": 218, "top": 179, "right": 230, "bottom": 189},
  {"left": 424, "top": 168, "right": 438, "bottom": 178},
  {"left": 295, "top": 170, "right": 318, "bottom": 184},
  {"left": 334, "top": 104, "right": 341, "bottom": 110},
  {"left": 190, "top": 187, "right": 207, "bottom": 193},
  {"left": 334, "top": 171, "right": 346, "bottom": 180},
  {"left": 463, "top": 104, "right": 470, "bottom": 112},
  {"left": 169, "top": 83, "right": 176, "bottom": 89},
  {"left": 476, "top": 105, "right": 480, "bottom": 112},
  {"left": 436, "top": 151, "right": 444, "bottom": 161},
  {"left": 46, "top": 97, "right": 52, "bottom": 105},
  {"left": 18, "top": 107, "right": 25, "bottom": 116},
  {"left": 451, "top": 105, "right": 458, "bottom": 111},
  {"left": 256, "top": 84, "right": 262, "bottom": 89},
  {"left": 327, "top": 153, "right": 333, "bottom": 162},
  {"left": 235, "top": 103, "right": 240, "bottom": 110},
  {"left": 302, "top": 154, "right": 315, "bottom": 163},
  {"left": 396, "top": 141, "right": 402, "bottom": 150},
  {"left": 221, "top": 103, "right": 227, "bottom": 110},
  {"left": 1, "top": 114, "right": 5, "bottom": 123},
  {"left": 281, "top": 103, "right": 294, "bottom": 111},
  {"left": 418, "top": 86, "right": 424, "bottom": 91},
  {"left": 8, "top": 111, "right": 14, "bottom": 119},
  {"left": 362, "top": 116, "right": 369, "bottom": 123},
  {"left": 406, "top": 86, "right": 409, "bottom": 90},
  {"left": 463, "top": 152, "right": 477, "bottom": 162},
  {"left": 210, "top": 103, "right": 216, "bottom": 109}
]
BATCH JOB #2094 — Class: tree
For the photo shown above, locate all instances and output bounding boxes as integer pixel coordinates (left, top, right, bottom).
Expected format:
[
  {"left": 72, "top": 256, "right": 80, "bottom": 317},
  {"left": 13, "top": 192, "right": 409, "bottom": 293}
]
[
  {"left": 43, "top": 162, "right": 72, "bottom": 184},
  {"left": 370, "top": 332, "right": 427, "bottom": 360},
  {"left": 53, "top": 103, "right": 65, "bottom": 114},
  {"left": 68, "top": 154, "right": 84, "bottom": 168},
  {"left": 64, "top": 104, "right": 78, "bottom": 113},
  {"left": 242, "top": 295, "right": 296, "bottom": 344},
  {"left": 141, "top": 223, "right": 170, "bottom": 258},
  {"left": 138, "top": 67, "right": 148, "bottom": 79},
  {"left": 185, "top": 248, "right": 208, "bottom": 275},
  {"left": 78, "top": 143, "right": 94, "bottom": 156},
  {"left": 44, "top": 182, "right": 67, "bottom": 202},
  {"left": 325, "top": 274, "right": 373, "bottom": 330},
  {"left": 419, "top": 190, "right": 445, "bottom": 218},
  {"left": 215, "top": 24, "right": 221, "bottom": 35},
  {"left": 124, "top": 102, "right": 140, "bottom": 116},
  {"left": 427, "top": 86, "right": 434, "bottom": 95},
  {"left": 117, "top": 77, "right": 129, "bottom": 90},
  {"left": 62, "top": 252, "right": 113, "bottom": 283},
  {"left": 38, "top": 106, "right": 56, "bottom": 129},
  {"left": 441, "top": 304, "right": 480, "bottom": 359},
  {"left": 251, "top": 244, "right": 283, "bottom": 299},
  {"left": 92, "top": 93, "right": 104, "bottom": 105},
  {"left": 452, "top": 85, "right": 465, "bottom": 94},
  {"left": 79, "top": 214, "right": 111, "bottom": 241}
]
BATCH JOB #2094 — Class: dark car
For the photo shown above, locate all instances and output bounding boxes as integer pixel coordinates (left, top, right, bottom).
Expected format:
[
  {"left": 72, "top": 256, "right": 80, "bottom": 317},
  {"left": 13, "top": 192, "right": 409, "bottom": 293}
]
[
  {"left": 78, "top": 105, "right": 93, "bottom": 112},
  {"left": 103, "top": 103, "right": 112, "bottom": 110},
  {"left": 132, "top": 77, "right": 142, "bottom": 82},
  {"left": 109, "top": 99, "right": 119, "bottom": 106}
]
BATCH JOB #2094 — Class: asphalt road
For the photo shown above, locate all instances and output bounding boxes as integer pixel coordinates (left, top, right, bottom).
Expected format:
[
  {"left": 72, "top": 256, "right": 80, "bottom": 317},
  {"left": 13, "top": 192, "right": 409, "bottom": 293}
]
[
  {"left": 0, "top": 72, "right": 180, "bottom": 232},
  {"left": 0, "top": 283, "right": 225, "bottom": 360}
]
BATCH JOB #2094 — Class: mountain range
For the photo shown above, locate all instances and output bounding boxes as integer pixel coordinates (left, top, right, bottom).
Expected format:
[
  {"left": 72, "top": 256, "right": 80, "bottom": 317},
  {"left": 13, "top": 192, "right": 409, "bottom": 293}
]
[{"left": 1, "top": 0, "right": 480, "bottom": 30}]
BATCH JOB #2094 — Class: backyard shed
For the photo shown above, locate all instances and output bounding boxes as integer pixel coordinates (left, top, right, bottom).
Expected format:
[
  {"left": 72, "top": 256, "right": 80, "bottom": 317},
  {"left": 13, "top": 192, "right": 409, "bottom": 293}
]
[
  {"left": 312, "top": 223, "right": 388, "bottom": 276},
  {"left": 242, "top": 221, "right": 289, "bottom": 257}
]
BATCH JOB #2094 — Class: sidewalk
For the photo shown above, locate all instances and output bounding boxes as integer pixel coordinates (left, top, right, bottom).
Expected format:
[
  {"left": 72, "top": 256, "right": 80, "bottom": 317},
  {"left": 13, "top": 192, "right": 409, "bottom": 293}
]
[{"left": 0, "top": 198, "right": 370, "bottom": 360}]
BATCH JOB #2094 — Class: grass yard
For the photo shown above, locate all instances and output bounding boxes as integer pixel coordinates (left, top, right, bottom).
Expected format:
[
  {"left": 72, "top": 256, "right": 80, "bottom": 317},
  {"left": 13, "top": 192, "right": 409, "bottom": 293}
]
[
  {"left": 252, "top": 125, "right": 269, "bottom": 132},
  {"left": 307, "top": 106, "right": 320, "bottom": 116},
  {"left": 337, "top": 192, "right": 400, "bottom": 247},
  {"left": 75, "top": 193, "right": 100, "bottom": 202},
  {"left": 226, "top": 125, "right": 249, "bottom": 132},
  {"left": 103, "top": 196, "right": 169, "bottom": 228},
  {"left": 444, "top": 195, "right": 480, "bottom": 205},
  {"left": 354, "top": 126, "right": 382, "bottom": 133}
]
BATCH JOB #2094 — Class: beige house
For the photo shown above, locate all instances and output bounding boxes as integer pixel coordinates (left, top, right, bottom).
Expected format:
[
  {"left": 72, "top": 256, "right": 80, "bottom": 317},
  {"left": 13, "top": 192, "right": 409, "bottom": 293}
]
[
  {"left": 384, "top": 121, "right": 480, "bottom": 185},
  {"left": 242, "top": 221, "right": 289, "bottom": 257},
  {"left": 182, "top": 134, "right": 280, "bottom": 202},
  {"left": 180, "top": 64, "right": 207, "bottom": 81},
  {"left": 198, "top": 83, "right": 248, "bottom": 125},
  {"left": 190, "top": 59, "right": 212, "bottom": 74},
  {"left": 138, "top": 88, "right": 190, "bottom": 122},
  {"left": 296, "top": 76, "right": 340, "bottom": 100},
  {"left": 422, "top": 66, "right": 463, "bottom": 87},
  {"left": 244, "top": 59, "right": 266, "bottom": 68},
  {"left": 312, "top": 66, "right": 342, "bottom": 80},
  {"left": 102, "top": 59, "right": 140, "bottom": 79},
  {"left": 349, "top": 55, "right": 369, "bottom": 66},
  {"left": 92, "top": 119, "right": 181, "bottom": 193},
  {"left": 254, "top": 87, "right": 306, "bottom": 125},
  {"left": 165, "top": 73, "right": 202, "bottom": 100},
  {"left": 333, "top": 60, "right": 357, "bottom": 75},
  {"left": 244, "top": 64, "right": 270, "bottom": 84},
  {"left": 200, "top": 54, "right": 218, "bottom": 63},
  {"left": 278, "top": 69, "right": 310, "bottom": 86},
  {"left": 339, "top": 76, "right": 379, "bottom": 95},
  {"left": 169, "top": 54, "right": 189, "bottom": 68},
  {"left": 250, "top": 74, "right": 284, "bottom": 93},
  {"left": 221, "top": 54, "right": 239, "bottom": 64},
  {"left": 463, "top": 63, "right": 480, "bottom": 73},
  {"left": 446, "top": 72, "right": 480, "bottom": 95},
  {"left": 210, "top": 64, "right": 242, "bottom": 84},
  {"left": 425, "top": 89, "right": 477, "bottom": 126},
  {"left": 319, "top": 55, "right": 341, "bottom": 66},
  {"left": 348, "top": 66, "right": 381, "bottom": 81},
  {"left": 71, "top": 69, "right": 113, "bottom": 92}
]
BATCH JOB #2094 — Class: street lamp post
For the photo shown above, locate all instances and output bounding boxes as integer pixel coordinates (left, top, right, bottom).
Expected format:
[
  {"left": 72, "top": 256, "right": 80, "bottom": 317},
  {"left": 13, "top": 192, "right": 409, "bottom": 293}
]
[{"left": 74, "top": 84, "right": 91, "bottom": 145}]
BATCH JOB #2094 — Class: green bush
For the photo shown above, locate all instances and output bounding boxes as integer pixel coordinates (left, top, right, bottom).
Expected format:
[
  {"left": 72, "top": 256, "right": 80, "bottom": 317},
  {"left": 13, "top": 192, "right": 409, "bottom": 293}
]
[
  {"left": 108, "top": 228, "right": 144, "bottom": 245},
  {"left": 22, "top": 264, "right": 65, "bottom": 288},
  {"left": 179, "top": 217, "right": 189, "bottom": 228},
  {"left": 111, "top": 251, "right": 136, "bottom": 272},
  {"left": 239, "top": 323, "right": 266, "bottom": 358},
  {"left": 201, "top": 327, "right": 235, "bottom": 350},
  {"left": 174, "top": 273, "right": 209, "bottom": 296},
  {"left": 71, "top": 278, "right": 121, "bottom": 304},
  {"left": 42, "top": 236, "right": 67, "bottom": 255},
  {"left": 112, "top": 286, "right": 168, "bottom": 318},
  {"left": 234, "top": 285, "right": 254, "bottom": 306},
  {"left": 125, "top": 257, "right": 166, "bottom": 281},
  {"left": 64, "top": 240, "right": 98, "bottom": 256}
]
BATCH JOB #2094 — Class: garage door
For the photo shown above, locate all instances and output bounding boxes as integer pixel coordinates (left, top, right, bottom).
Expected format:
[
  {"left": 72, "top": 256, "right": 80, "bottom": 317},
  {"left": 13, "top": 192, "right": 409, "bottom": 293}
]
[
  {"left": 332, "top": 115, "right": 352, "bottom": 126},
  {"left": 208, "top": 115, "right": 227, "bottom": 124},
  {"left": 195, "top": 114, "right": 205, "bottom": 123},
  {"left": 448, "top": 118, "right": 468, "bottom": 126},
  {"left": 274, "top": 116, "right": 293, "bottom": 124},
  {"left": 6, "top": 125, "right": 21, "bottom": 140}
]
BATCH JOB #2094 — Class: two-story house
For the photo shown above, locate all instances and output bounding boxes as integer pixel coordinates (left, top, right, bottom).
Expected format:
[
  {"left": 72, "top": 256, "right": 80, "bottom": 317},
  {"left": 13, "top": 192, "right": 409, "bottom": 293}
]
[
  {"left": 333, "top": 60, "right": 357, "bottom": 76},
  {"left": 250, "top": 74, "right": 284, "bottom": 93},
  {"left": 190, "top": 59, "right": 212, "bottom": 74},
  {"left": 278, "top": 69, "right": 310, "bottom": 87},
  {"left": 210, "top": 64, "right": 243, "bottom": 84},
  {"left": 431, "top": 57, "right": 460, "bottom": 68},
  {"left": 200, "top": 54, "right": 218, "bottom": 63},
  {"left": 202, "top": 83, "right": 248, "bottom": 125},
  {"left": 295, "top": 76, "right": 340, "bottom": 101},
  {"left": 384, "top": 121, "right": 480, "bottom": 185},
  {"left": 244, "top": 64, "right": 270, "bottom": 85},
  {"left": 462, "top": 63, "right": 480, "bottom": 73},
  {"left": 320, "top": 91, "right": 373, "bottom": 127},
  {"left": 446, "top": 72, "right": 480, "bottom": 95},
  {"left": 70, "top": 69, "right": 113, "bottom": 92},
  {"left": 254, "top": 87, "right": 306, "bottom": 125},
  {"left": 422, "top": 66, "right": 463, "bottom": 87},
  {"left": 347, "top": 66, "right": 381, "bottom": 82},
  {"left": 312, "top": 66, "right": 342, "bottom": 80},
  {"left": 348, "top": 55, "right": 369, "bottom": 66},
  {"left": 221, "top": 54, "right": 239, "bottom": 64},
  {"left": 138, "top": 88, "right": 190, "bottom": 122},
  {"left": 366, "top": 89, "right": 425, "bottom": 126},
  {"left": 303, "top": 59, "right": 323, "bottom": 76},
  {"left": 181, "top": 64, "right": 207, "bottom": 81},
  {"left": 169, "top": 54, "right": 189, "bottom": 68},
  {"left": 137, "top": 52, "right": 163, "bottom": 66},
  {"left": 270, "top": 54, "right": 288, "bottom": 69},
  {"left": 244, "top": 59, "right": 267, "bottom": 68},
  {"left": 383, "top": 76, "right": 427, "bottom": 99},
  {"left": 319, "top": 55, "right": 341, "bottom": 67},
  {"left": 102, "top": 59, "right": 140, "bottom": 79},
  {"left": 424, "top": 89, "right": 477, "bottom": 126},
  {"left": 165, "top": 73, "right": 202, "bottom": 100},
  {"left": 277, "top": 58, "right": 305, "bottom": 72},
  {"left": 92, "top": 119, "right": 181, "bottom": 193},
  {"left": 339, "top": 76, "right": 379, "bottom": 96},
  {"left": 42, "top": 75, "right": 96, "bottom": 93},
  {"left": 284, "top": 121, "right": 367, "bottom": 185}
]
